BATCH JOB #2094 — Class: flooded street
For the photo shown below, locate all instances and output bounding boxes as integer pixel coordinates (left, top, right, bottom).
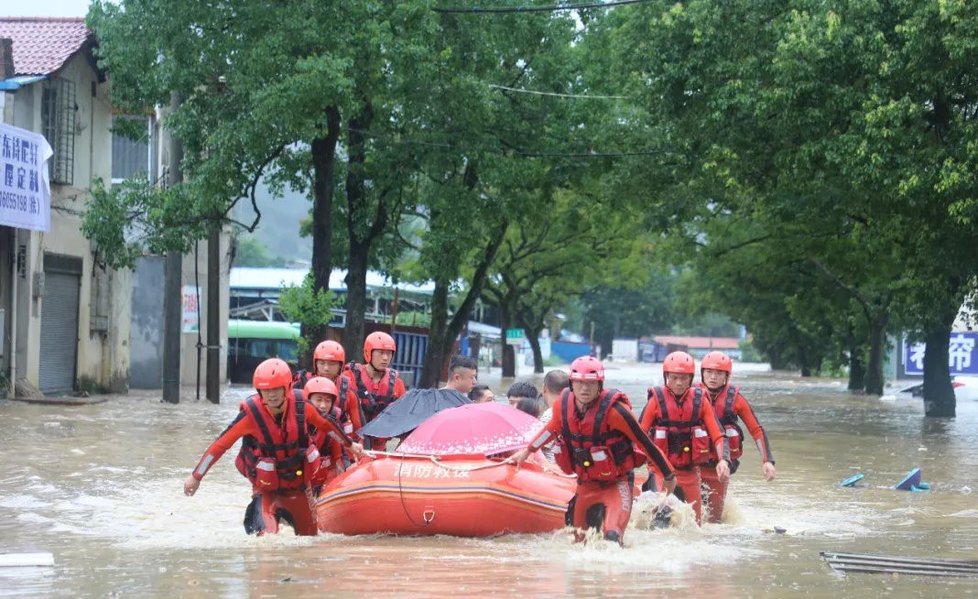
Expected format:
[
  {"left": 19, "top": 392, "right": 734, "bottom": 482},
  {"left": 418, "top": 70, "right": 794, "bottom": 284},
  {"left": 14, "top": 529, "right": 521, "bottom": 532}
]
[{"left": 2, "top": 363, "right": 977, "bottom": 598}]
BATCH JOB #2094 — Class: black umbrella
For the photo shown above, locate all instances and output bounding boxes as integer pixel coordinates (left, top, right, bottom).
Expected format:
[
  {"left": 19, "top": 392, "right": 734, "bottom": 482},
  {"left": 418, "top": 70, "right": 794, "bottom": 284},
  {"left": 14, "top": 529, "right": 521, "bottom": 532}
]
[{"left": 358, "top": 388, "right": 471, "bottom": 440}]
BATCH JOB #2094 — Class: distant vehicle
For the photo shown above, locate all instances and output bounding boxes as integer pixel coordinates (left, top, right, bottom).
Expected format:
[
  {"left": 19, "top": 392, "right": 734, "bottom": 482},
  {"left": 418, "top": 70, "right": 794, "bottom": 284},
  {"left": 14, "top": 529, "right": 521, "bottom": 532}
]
[{"left": 227, "top": 319, "right": 301, "bottom": 384}]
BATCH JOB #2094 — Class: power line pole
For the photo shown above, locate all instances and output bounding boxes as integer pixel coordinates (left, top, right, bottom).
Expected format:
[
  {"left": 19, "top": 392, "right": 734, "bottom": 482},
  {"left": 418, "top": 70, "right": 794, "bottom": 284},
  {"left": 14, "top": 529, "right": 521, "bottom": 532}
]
[
  {"left": 206, "top": 226, "right": 220, "bottom": 403},
  {"left": 162, "top": 92, "right": 183, "bottom": 404}
]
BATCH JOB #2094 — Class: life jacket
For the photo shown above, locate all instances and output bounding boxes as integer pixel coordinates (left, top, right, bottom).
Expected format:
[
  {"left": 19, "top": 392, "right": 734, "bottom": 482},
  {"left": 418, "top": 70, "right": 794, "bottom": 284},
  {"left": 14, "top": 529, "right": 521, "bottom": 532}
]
[
  {"left": 309, "top": 404, "right": 344, "bottom": 483},
  {"left": 557, "top": 388, "right": 644, "bottom": 483},
  {"left": 233, "top": 390, "right": 321, "bottom": 492},
  {"left": 311, "top": 404, "right": 343, "bottom": 449},
  {"left": 348, "top": 362, "right": 400, "bottom": 422},
  {"left": 335, "top": 375, "right": 350, "bottom": 428},
  {"left": 713, "top": 385, "right": 744, "bottom": 460},
  {"left": 294, "top": 371, "right": 350, "bottom": 426},
  {"left": 648, "top": 386, "right": 711, "bottom": 469}
]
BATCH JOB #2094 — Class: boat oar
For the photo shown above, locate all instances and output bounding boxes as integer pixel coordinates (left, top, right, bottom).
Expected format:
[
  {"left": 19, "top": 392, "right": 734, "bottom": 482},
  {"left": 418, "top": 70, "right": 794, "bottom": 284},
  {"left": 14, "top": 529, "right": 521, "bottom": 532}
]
[{"left": 821, "top": 552, "right": 978, "bottom": 577}]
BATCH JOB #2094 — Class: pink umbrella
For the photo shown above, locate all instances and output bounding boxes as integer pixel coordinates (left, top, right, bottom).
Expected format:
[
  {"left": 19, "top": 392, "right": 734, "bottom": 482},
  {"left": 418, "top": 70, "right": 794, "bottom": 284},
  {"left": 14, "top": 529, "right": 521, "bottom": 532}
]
[{"left": 398, "top": 402, "right": 544, "bottom": 456}]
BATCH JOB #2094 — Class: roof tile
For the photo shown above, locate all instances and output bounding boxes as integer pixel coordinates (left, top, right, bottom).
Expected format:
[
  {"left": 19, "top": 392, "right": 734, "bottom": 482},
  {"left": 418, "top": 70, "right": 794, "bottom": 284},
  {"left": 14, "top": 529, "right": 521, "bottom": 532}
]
[{"left": 0, "top": 17, "right": 92, "bottom": 77}]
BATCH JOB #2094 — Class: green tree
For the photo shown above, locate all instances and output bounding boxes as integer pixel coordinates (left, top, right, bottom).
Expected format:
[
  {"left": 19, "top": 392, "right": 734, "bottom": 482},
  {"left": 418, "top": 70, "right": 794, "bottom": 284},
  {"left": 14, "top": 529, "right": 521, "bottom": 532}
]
[
  {"left": 607, "top": 0, "right": 978, "bottom": 414},
  {"left": 406, "top": 8, "right": 582, "bottom": 386},
  {"left": 231, "top": 235, "right": 287, "bottom": 268},
  {"left": 88, "top": 2, "right": 473, "bottom": 362},
  {"left": 278, "top": 274, "right": 338, "bottom": 362},
  {"left": 87, "top": 0, "right": 357, "bottom": 352}
]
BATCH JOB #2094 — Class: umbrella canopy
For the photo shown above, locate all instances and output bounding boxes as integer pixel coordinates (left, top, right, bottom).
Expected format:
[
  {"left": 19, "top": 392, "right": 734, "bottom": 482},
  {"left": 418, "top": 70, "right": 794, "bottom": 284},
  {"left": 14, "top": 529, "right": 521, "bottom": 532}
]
[
  {"left": 358, "top": 388, "right": 470, "bottom": 440},
  {"left": 398, "top": 402, "right": 544, "bottom": 456}
]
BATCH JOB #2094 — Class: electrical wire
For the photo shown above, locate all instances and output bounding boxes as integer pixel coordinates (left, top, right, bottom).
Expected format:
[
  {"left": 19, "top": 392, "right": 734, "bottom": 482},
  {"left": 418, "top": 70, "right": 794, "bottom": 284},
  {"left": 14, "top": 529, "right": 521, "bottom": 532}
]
[
  {"left": 489, "top": 83, "right": 628, "bottom": 99},
  {"left": 433, "top": 0, "right": 656, "bottom": 14},
  {"left": 346, "top": 127, "right": 662, "bottom": 159}
]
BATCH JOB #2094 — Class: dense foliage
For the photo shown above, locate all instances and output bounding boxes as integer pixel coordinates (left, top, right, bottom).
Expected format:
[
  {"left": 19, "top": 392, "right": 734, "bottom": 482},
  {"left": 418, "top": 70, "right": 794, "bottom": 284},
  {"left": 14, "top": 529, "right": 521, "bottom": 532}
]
[{"left": 86, "top": 0, "right": 978, "bottom": 415}]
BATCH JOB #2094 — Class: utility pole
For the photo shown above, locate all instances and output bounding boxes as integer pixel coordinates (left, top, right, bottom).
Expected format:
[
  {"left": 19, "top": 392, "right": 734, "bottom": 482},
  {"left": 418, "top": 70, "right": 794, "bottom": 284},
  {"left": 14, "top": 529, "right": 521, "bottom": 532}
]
[
  {"left": 206, "top": 226, "right": 220, "bottom": 403},
  {"left": 162, "top": 92, "right": 183, "bottom": 404}
]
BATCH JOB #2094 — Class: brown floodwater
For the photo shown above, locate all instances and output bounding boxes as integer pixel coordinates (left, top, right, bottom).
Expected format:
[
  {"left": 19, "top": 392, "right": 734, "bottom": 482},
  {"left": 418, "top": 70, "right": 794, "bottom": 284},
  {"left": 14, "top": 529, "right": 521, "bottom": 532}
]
[{"left": 1, "top": 363, "right": 977, "bottom": 598}]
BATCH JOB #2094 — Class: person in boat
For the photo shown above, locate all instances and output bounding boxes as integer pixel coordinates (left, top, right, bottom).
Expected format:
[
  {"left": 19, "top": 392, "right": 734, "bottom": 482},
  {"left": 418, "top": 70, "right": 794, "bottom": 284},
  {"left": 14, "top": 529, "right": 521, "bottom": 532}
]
[
  {"left": 509, "top": 356, "right": 677, "bottom": 546},
  {"left": 538, "top": 370, "right": 570, "bottom": 463},
  {"left": 698, "top": 351, "right": 775, "bottom": 524},
  {"left": 294, "top": 340, "right": 359, "bottom": 439},
  {"left": 344, "top": 331, "right": 407, "bottom": 450},
  {"left": 304, "top": 376, "right": 348, "bottom": 492},
  {"left": 538, "top": 369, "right": 570, "bottom": 426},
  {"left": 468, "top": 384, "right": 495, "bottom": 403},
  {"left": 639, "top": 351, "right": 730, "bottom": 526},
  {"left": 183, "top": 358, "right": 364, "bottom": 535},
  {"left": 443, "top": 354, "right": 479, "bottom": 395},
  {"left": 515, "top": 396, "right": 545, "bottom": 418},
  {"left": 506, "top": 381, "right": 539, "bottom": 408}
]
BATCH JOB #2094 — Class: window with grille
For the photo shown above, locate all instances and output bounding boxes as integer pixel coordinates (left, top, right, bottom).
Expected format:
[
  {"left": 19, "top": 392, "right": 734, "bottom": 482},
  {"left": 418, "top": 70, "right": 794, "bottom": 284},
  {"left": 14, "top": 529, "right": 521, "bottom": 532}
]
[
  {"left": 111, "top": 115, "right": 151, "bottom": 182},
  {"left": 40, "top": 78, "right": 76, "bottom": 185}
]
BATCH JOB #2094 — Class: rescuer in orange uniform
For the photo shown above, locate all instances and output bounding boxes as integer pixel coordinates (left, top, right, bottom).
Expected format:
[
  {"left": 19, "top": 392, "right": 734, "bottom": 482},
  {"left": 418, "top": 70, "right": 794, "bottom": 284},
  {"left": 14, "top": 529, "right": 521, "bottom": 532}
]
[
  {"left": 510, "top": 356, "right": 676, "bottom": 545},
  {"left": 698, "top": 351, "right": 775, "bottom": 523},
  {"left": 304, "top": 376, "right": 348, "bottom": 491},
  {"left": 345, "top": 331, "right": 407, "bottom": 449},
  {"left": 295, "top": 340, "right": 360, "bottom": 439},
  {"left": 183, "top": 358, "right": 363, "bottom": 535},
  {"left": 639, "top": 351, "right": 730, "bottom": 525}
]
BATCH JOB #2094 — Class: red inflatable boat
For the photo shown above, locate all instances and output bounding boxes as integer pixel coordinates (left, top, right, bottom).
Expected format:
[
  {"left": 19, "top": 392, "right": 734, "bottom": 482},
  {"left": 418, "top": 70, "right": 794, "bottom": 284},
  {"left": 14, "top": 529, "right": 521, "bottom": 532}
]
[{"left": 315, "top": 452, "right": 576, "bottom": 537}]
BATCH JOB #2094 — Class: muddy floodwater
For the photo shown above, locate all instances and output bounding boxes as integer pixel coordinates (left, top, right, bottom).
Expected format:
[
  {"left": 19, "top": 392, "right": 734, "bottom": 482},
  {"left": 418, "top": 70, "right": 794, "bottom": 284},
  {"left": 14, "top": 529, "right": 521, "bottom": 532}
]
[{"left": 2, "top": 363, "right": 977, "bottom": 598}]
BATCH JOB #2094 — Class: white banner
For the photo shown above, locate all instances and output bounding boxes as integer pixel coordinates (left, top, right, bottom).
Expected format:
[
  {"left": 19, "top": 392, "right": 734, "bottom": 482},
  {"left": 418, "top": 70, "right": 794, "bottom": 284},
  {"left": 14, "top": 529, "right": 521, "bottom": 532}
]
[
  {"left": 182, "top": 285, "right": 200, "bottom": 332},
  {"left": 0, "top": 123, "right": 53, "bottom": 232}
]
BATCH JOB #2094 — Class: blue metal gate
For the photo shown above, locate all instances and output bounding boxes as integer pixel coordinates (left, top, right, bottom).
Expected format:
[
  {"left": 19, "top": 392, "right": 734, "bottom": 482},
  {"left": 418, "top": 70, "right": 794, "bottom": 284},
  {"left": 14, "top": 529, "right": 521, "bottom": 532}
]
[{"left": 391, "top": 331, "right": 427, "bottom": 388}]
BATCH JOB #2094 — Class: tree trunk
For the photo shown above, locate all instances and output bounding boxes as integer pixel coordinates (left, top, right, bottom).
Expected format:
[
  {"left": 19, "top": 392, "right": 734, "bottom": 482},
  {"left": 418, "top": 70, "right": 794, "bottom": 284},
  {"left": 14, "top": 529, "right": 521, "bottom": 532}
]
[
  {"left": 342, "top": 105, "right": 377, "bottom": 361},
  {"left": 304, "top": 107, "right": 341, "bottom": 361},
  {"left": 922, "top": 315, "right": 956, "bottom": 418},
  {"left": 419, "top": 276, "right": 450, "bottom": 388},
  {"left": 846, "top": 344, "right": 866, "bottom": 392},
  {"left": 796, "top": 338, "right": 812, "bottom": 377},
  {"left": 420, "top": 218, "right": 508, "bottom": 386},
  {"left": 525, "top": 325, "right": 544, "bottom": 374},
  {"left": 500, "top": 300, "right": 516, "bottom": 378},
  {"left": 598, "top": 329, "right": 613, "bottom": 360},
  {"left": 344, "top": 239, "right": 369, "bottom": 363},
  {"left": 863, "top": 314, "right": 888, "bottom": 396}
]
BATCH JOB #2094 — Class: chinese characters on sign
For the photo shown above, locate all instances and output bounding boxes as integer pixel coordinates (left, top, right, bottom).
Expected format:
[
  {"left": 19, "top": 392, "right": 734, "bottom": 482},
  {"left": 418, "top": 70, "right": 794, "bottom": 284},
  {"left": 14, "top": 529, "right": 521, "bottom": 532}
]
[
  {"left": 903, "top": 332, "right": 978, "bottom": 375},
  {"left": 0, "top": 123, "right": 53, "bottom": 232},
  {"left": 182, "top": 285, "right": 200, "bottom": 332},
  {"left": 394, "top": 463, "right": 470, "bottom": 479}
]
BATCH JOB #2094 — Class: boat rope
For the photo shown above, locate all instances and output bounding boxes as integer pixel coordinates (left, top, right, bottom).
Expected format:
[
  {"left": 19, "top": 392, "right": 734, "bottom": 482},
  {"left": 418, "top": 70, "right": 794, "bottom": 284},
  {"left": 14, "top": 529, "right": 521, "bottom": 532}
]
[
  {"left": 365, "top": 450, "right": 577, "bottom": 477},
  {"left": 395, "top": 453, "right": 434, "bottom": 529}
]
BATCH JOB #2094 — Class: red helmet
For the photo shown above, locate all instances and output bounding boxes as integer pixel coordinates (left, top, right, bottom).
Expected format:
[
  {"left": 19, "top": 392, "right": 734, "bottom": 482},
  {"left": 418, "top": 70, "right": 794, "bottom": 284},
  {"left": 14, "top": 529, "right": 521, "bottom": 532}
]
[
  {"left": 363, "top": 331, "right": 396, "bottom": 362},
  {"left": 701, "top": 351, "right": 732, "bottom": 374},
  {"left": 662, "top": 351, "right": 695, "bottom": 376},
  {"left": 304, "top": 376, "right": 338, "bottom": 398},
  {"left": 569, "top": 356, "right": 605, "bottom": 382},
  {"left": 253, "top": 358, "right": 292, "bottom": 391},
  {"left": 313, "top": 340, "right": 345, "bottom": 364}
]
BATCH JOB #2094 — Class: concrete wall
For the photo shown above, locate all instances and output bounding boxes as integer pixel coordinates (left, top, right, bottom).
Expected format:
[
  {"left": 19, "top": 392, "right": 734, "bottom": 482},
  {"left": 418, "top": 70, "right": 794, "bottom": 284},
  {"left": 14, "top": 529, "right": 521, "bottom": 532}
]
[
  {"left": 122, "top": 106, "right": 232, "bottom": 394},
  {"left": 179, "top": 234, "right": 231, "bottom": 388},
  {"left": 129, "top": 256, "right": 164, "bottom": 389}
]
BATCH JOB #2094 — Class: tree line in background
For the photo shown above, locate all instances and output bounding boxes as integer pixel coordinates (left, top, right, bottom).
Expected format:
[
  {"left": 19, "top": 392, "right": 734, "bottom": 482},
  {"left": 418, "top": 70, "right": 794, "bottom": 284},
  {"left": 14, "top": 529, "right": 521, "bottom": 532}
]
[{"left": 83, "top": 0, "right": 978, "bottom": 417}]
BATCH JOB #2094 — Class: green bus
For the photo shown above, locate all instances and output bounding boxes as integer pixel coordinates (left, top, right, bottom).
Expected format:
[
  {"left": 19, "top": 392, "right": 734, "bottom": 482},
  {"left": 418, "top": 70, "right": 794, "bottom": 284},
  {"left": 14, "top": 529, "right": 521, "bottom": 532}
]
[{"left": 227, "top": 319, "right": 302, "bottom": 384}]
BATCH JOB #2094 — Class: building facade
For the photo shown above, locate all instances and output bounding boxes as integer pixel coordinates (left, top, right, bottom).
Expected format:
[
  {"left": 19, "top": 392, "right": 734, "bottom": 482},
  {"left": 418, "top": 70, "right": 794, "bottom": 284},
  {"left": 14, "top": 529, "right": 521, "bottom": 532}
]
[{"left": 1, "top": 18, "right": 131, "bottom": 396}]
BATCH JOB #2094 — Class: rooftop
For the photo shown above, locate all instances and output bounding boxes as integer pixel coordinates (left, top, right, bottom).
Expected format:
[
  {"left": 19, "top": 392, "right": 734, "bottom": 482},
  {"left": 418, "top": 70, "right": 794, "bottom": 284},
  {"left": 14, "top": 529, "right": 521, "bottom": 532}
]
[
  {"left": 230, "top": 267, "right": 436, "bottom": 296},
  {"left": 0, "top": 17, "right": 92, "bottom": 76},
  {"left": 651, "top": 335, "right": 741, "bottom": 350}
]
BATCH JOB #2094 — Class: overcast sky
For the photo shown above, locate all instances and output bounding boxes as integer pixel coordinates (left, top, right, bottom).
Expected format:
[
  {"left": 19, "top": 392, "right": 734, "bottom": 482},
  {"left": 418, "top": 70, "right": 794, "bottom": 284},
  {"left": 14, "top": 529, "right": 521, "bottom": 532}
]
[{"left": 3, "top": 0, "right": 93, "bottom": 18}]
